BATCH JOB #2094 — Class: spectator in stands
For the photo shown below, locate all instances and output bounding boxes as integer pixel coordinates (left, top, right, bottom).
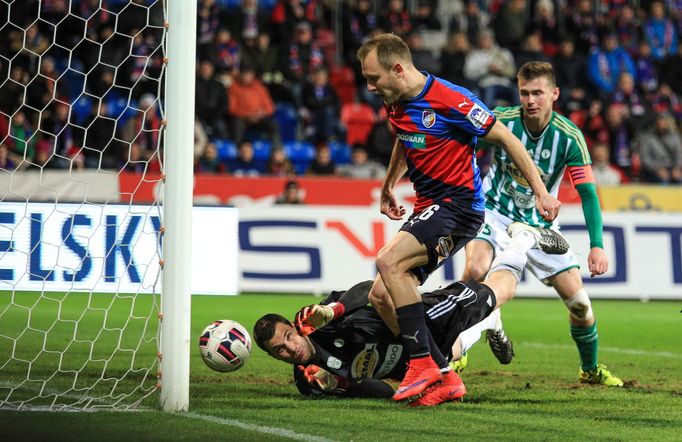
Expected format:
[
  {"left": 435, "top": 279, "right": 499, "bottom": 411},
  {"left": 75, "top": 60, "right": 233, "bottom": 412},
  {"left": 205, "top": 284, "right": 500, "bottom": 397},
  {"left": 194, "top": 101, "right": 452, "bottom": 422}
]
[
  {"left": 6, "top": 110, "right": 36, "bottom": 166},
  {"left": 79, "top": 0, "right": 114, "bottom": 37},
  {"left": 578, "top": 99, "right": 609, "bottom": 147},
  {"left": 128, "top": 30, "right": 150, "bottom": 84},
  {"left": 635, "top": 41, "right": 659, "bottom": 94},
  {"left": 661, "top": 44, "right": 682, "bottom": 96},
  {"left": 27, "top": 143, "right": 55, "bottom": 170},
  {"left": 275, "top": 180, "right": 305, "bottom": 204},
  {"left": 566, "top": 0, "right": 601, "bottom": 55},
  {"left": 440, "top": 32, "right": 475, "bottom": 92},
  {"left": 651, "top": 83, "right": 682, "bottom": 121},
  {"left": 643, "top": 1, "right": 678, "bottom": 61},
  {"left": 232, "top": 140, "right": 262, "bottom": 177},
  {"left": 342, "top": 0, "right": 378, "bottom": 77},
  {"left": 247, "top": 32, "right": 292, "bottom": 103},
  {"left": 612, "top": 72, "right": 649, "bottom": 131},
  {"left": 405, "top": 31, "right": 440, "bottom": 74},
  {"left": 207, "top": 28, "right": 241, "bottom": 76},
  {"left": 271, "top": 0, "right": 317, "bottom": 43},
  {"left": 282, "top": 20, "right": 325, "bottom": 105},
  {"left": 197, "top": 0, "right": 221, "bottom": 52},
  {"left": 614, "top": 5, "right": 641, "bottom": 56},
  {"left": 448, "top": 1, "right": 489, "bottom": 48},
  {"left": 228, "top": 0, "right": 270, "bottom": 43},
  {"left": 591, "top": 142, "right": 625, "bottom": 186},
  {"left": 604, "top": 103, "right": 634, "bottom": 176},
  {"left": 636, "top": 112, "right": 682, "bottom": 183},
  {"left": 228, "top": 65, "right": 281, "bottom": 149},
  {"left": 120, "top": 141, "right": 148, "bottom": 174},
  {"left": 122, "top": 93, "right": 163, "bottom": 154},
  {"left": 0, "top": 66, "right": 27, "bottom": 115},
  {"left": 587, "top": 32, "right": 637, "bottom": 98},
  {"left": 306, "top": 143, "right": 336, "bottom": 175},
  {"left": 24, "top": 23, "right": 49, "bottom": 59},
  {"left": 492, "top": 0, "right": 529, "bottom": 52},
  {"left": 530, "top": 0, "right": 560, "bottom": 53},
  {"left": 366, "top": 110, "right": 394, "bottom": 167},
  {"left": 337, "top": 145, "right": 387, "bottom": 179},
  {"left": 553, "top": 38, "right": 588, "bottom": 112},
  {"left": 195, "top": 60, "right": 229, "bottom": 139},
  {"left": 80, "top": 101, "right": 118, "bottom": 169},
  {"left": 464, "top": 30, "right": 517, "bottom": 106},
  {"left": 26, "top": 57, "right": 68, "bottom": 111},
  {"left": 40, "top": 103, "right": 75, "bottom": 169},
  {"left": 266, "top": 146, "right": 295, "bottom": 176},
  {"left": 379, "top": 0, "right": 413, "bottom": 37},
  {"left": 0, "top": 143, "right": 16, "bottom": 171},
  {"left": 411, "top": 0, "right": 441, "bottom": 32},
  {"left": 301, "top": 67, "right": 342, "bottom": 143},
  {"left": 514, "top": 33, "right": 551, "bottom": 69},
  {"left": 196, "top": 142, "right": 227, "bottom": 174}
]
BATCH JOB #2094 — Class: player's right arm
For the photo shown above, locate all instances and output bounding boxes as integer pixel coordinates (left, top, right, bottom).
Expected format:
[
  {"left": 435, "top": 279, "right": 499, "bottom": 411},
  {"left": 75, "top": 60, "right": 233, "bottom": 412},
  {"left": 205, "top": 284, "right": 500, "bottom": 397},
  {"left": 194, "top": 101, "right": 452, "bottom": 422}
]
[
  {"left": 482, "top": 120, "right": 561, "bottom": 221},
  {"left": 294, "top": 365, "right": 394, "bottom": 398},
  {"left": 380, "top": 138, "right": 407, "bottom": 220}
]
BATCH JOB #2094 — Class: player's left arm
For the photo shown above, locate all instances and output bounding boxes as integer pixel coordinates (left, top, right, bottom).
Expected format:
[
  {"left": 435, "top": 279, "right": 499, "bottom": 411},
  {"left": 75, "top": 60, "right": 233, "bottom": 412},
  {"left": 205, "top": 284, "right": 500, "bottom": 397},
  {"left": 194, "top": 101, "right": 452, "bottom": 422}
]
[{"left": 567, "top": 164, "right": 609, "bottom": 277}]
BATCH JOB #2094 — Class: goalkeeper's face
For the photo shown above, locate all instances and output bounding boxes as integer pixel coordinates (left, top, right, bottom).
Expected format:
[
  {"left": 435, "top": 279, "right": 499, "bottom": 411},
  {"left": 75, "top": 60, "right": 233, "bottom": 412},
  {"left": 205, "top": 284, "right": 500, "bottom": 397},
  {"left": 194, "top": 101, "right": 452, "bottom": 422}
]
[{"left": 265, "top": 322, "right": 315, "bottom": 364}]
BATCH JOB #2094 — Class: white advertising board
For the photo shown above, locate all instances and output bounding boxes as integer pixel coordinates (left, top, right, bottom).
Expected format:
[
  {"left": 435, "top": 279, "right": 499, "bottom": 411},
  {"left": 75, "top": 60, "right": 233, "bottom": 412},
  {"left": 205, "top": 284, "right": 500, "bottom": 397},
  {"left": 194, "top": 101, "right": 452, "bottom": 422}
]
[
  {"left": 0, "top": 203, "right": 238, "bottom": 295},
  {"left": 238, "top": 206, "right": 682, "bottom": 300}
]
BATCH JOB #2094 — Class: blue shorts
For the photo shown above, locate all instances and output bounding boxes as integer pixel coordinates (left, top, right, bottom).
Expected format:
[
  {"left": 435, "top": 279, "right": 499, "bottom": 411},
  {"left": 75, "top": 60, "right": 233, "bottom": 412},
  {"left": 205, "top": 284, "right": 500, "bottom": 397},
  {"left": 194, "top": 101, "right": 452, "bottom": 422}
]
[{"left": 399, "top": 203, "right": 484, "bottom": 284}]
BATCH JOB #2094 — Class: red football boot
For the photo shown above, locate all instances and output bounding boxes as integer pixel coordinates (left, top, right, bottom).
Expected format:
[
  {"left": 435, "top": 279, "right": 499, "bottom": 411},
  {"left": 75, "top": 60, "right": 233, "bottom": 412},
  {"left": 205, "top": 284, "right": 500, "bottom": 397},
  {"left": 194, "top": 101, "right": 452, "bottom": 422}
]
[
  {"left": 392, "top": 356, "right": 443, "bottom": 402},
  {"left": 409, "top": 370, "right": 467, "bottom": 407}
]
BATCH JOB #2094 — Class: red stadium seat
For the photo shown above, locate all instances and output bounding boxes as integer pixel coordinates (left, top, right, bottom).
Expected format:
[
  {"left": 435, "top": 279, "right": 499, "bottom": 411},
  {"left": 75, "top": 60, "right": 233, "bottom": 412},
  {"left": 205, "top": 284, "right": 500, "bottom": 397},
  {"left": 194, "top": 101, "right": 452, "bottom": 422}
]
[
  {"left": 340, "top": 102, "right": 376, "bottom": 146},
  {"left": 329, "top": 65, "right": 357, "bottom": 106}
]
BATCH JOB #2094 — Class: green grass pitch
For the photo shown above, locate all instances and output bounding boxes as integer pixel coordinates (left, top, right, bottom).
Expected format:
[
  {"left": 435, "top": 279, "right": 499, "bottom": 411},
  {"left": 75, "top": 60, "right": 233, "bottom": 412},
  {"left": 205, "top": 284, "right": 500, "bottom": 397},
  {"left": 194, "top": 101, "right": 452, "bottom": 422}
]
[{"left": 1, "top": 292, "right": 681, "bottom": 441}]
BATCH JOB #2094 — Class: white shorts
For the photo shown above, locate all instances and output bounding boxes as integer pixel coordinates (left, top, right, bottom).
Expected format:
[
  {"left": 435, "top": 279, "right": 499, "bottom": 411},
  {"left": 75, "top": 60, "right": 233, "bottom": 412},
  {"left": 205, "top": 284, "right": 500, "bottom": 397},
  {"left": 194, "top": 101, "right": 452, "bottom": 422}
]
[{"left": 476, "top": 210, "right": 579, "bottom": 284}]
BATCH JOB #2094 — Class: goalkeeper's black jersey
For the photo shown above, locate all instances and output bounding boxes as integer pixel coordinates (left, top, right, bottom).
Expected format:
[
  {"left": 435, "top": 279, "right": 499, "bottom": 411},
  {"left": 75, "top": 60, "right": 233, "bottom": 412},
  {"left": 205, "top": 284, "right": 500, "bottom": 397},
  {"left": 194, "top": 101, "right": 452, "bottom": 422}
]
[{"left": 304, "top": 279, "right": 496, "bottom": 382}]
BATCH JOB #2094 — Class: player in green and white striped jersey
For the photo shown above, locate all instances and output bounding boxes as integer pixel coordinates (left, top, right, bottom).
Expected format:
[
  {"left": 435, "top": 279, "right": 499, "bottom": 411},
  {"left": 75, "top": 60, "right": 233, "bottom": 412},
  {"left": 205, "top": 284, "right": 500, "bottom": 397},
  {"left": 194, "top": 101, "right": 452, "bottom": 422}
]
[{"left": 460, "top": 61, "right": 623, "bottom": 386}]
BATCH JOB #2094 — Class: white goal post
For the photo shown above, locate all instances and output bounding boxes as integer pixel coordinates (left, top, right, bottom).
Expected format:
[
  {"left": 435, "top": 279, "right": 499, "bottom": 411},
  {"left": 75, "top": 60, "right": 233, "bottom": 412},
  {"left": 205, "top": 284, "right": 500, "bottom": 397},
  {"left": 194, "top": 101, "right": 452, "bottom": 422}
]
[
  {"left": 160, "top": 0, "right": 196, "bottom": 412},
  {"left": 0, "top": 0, "right": 195, "bottom": 412}
]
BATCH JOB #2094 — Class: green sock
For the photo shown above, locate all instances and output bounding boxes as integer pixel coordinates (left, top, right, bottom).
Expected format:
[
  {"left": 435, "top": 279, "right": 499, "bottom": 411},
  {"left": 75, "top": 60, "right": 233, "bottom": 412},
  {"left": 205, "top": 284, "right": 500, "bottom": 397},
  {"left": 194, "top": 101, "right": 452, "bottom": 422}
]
[{"left": 570, "top": 323, "right": 598, "bottom": 372}]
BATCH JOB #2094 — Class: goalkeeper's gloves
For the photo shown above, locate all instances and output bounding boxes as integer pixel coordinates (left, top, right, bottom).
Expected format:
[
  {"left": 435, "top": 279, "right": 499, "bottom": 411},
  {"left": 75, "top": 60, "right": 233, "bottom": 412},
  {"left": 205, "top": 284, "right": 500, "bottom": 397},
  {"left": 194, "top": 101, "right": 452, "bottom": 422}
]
[
  {"left": 294, "top": 302, "right": 345, "bottom": 336},
  {"left": 297, "top": 364, "right": 349, "bottom": 392}
]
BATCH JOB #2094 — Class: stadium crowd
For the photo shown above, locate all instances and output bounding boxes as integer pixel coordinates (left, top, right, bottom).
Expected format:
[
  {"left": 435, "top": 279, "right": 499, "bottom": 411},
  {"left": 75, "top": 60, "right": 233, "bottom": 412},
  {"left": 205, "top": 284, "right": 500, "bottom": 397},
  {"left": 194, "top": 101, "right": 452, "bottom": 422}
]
[{"left": 0, "top": 0, "right": 681, "bottom": 185}]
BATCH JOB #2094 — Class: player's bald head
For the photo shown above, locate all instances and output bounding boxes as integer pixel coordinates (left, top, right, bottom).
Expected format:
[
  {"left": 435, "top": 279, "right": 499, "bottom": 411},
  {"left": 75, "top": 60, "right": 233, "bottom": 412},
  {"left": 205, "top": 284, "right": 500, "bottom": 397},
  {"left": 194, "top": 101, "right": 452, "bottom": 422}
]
[{"left": 357, "top": 33, "right": 413, "bottom": 71}]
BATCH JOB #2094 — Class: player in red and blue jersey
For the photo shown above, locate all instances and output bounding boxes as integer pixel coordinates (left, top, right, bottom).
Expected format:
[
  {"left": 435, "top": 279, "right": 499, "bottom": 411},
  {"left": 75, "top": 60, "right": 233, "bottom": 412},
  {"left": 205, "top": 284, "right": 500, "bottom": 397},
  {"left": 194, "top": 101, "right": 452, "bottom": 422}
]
[{"left": 356, "top": 33, "right": 562, "bottom": 406}]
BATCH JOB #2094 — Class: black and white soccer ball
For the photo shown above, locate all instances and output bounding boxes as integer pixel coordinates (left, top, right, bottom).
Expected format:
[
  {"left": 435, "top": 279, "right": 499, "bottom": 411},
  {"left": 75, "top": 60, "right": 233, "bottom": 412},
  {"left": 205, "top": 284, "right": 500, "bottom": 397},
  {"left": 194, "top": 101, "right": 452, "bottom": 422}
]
[{"left": 198, "top": 320, "right": 252, "bottom": 373}]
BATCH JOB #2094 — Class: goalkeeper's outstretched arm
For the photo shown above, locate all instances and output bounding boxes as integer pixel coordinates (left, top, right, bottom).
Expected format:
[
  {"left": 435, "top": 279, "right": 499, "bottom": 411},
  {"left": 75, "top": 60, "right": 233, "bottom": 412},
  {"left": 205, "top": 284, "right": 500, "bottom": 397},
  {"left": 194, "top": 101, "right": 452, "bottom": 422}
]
[{"left": 294, "top": 365, "right": 394, "bottom": 399}]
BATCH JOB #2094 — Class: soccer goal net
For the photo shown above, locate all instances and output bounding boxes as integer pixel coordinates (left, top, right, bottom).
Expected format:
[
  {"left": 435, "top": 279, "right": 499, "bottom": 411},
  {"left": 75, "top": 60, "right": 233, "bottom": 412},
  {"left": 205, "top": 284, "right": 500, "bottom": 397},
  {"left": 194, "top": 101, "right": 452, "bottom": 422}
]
[{"left": 0, "top": 0, "right": 194, "bottom": 411}]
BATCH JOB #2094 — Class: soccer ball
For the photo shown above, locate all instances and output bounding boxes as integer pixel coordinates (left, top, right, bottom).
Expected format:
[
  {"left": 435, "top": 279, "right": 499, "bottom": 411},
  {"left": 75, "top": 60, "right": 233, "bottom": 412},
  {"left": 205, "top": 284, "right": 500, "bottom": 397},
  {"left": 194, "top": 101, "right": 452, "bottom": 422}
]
[{"left": 198, "top": 320, "right": 252, "bottom": 373}]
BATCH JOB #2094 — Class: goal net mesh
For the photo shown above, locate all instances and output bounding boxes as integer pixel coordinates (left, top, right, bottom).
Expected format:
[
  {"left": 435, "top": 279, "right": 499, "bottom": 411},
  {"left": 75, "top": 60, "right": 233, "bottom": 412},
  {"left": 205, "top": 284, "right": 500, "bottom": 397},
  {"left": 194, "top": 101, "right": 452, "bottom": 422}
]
[{"left": 0, "top": 0, "right": 167, "bottom": 411}]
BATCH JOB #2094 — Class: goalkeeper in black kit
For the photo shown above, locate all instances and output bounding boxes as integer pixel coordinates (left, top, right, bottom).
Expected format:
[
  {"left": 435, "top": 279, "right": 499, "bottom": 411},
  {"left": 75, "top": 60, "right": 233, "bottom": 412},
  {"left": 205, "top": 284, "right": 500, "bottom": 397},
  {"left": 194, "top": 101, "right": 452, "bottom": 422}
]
[{"left": 253, "top": 223, "right": 569, "bottom": 407}]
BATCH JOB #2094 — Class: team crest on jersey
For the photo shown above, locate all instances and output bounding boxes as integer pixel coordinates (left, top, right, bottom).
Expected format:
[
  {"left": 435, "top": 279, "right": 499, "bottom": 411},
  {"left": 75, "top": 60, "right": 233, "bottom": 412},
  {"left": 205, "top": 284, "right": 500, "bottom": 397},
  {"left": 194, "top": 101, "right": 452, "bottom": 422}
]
[
  {"left": 422, "top": 109, "right": 436, "bottom": 128},
  {"left": 466, "top": 103, "right": 491, "bottom": 129},
  {"left": 351, "top": 344, "right": 380, "bottom": 378}
]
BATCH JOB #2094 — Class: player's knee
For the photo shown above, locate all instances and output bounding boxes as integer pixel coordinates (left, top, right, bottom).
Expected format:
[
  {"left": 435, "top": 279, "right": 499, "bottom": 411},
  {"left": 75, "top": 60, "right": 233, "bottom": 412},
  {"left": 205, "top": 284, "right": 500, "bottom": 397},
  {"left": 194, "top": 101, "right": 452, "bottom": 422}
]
[
  {"left": 375, "top": 247, "right": 399, "bottom": 277},
  {"left": 368, "top": 288, "right": 386, "bottom": 308},
  {"left": 564, "top": 289, "right": 594, "bottom": 322}
]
